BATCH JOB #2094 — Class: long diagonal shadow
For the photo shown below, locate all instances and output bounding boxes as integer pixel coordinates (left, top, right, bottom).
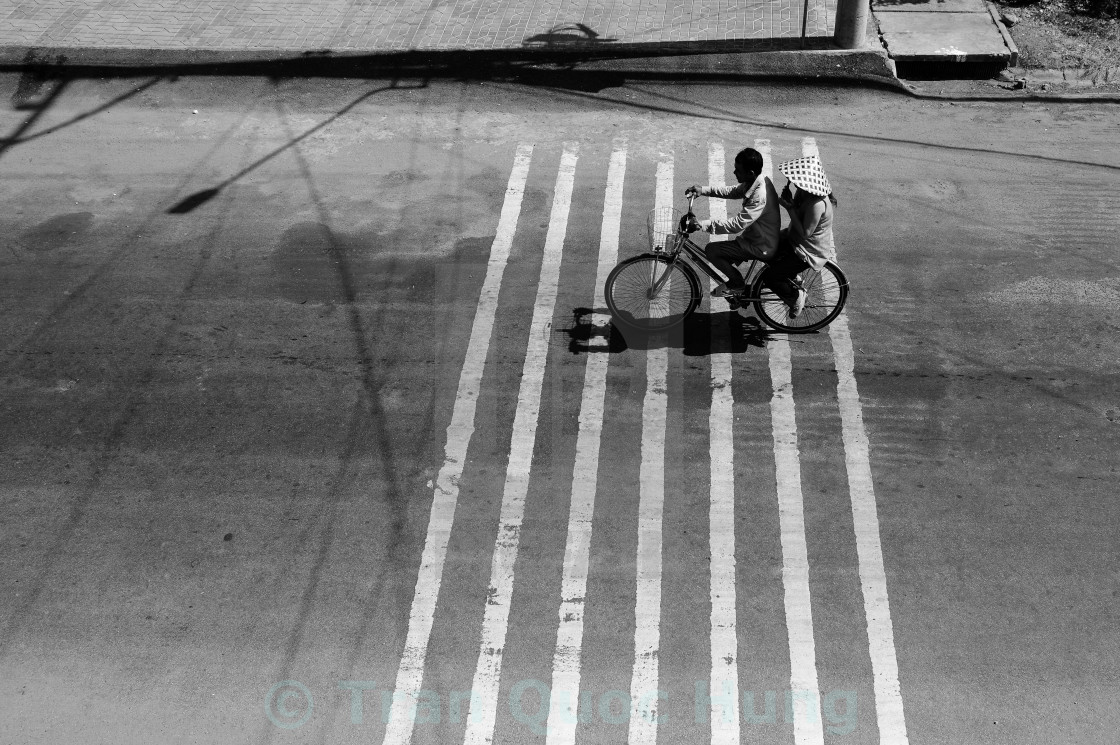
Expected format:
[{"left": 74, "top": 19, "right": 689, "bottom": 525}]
[
  {"left": 0, "top": 78, "right": 69, "bottom": 160},
  {"left": 0, "top": 154, "right": 241, "bottom": 664},
  {"left": 256, "top": 99, "right": 410, "bottom": 745},
  {"left": 1, "top": 89, "right": 272, "bottom": 361},
  {"left": 485, "top": 80, "right": 1120, "bottom": 174},
  {"left": 1, "top": 76, "right": 163, "bottom": 150},
  {"left": 168, "top": 78, "right": 426, "bottom": 214}
]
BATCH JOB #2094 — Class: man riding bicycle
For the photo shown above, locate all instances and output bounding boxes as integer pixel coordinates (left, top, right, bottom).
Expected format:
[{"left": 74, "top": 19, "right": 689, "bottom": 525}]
[
  {"left": 686, "top": 148, "right": 837, "bottom": 319},
  {"left": 684, "top": 147, "right": 781, "bottom": 306},
  {"left": 602, "top": 149, "right": 848, "bottom": 333}
]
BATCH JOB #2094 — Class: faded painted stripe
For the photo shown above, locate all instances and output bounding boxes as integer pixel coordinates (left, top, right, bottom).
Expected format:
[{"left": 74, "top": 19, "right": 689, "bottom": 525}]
[
  {"left": 546, "top": 142, "right": 627, "bottom": 745},
  {"left": 707, "top": 141, "right": 740, "bottom": 743},
  {"left": 628, "top": 151, "right": 673, "bottom": 745},
  {"left": 463, "top": 142, "right": 581, "bottom": 745},
  {"left": 829, "top": 313, "right": 910, "bottom": 745},
  {"left": 382, "top": 144, "right": 533, "bottom": 745},
  {"left": 805, "top": 135, "right": 910, "bottom": 745},
  {"left": 762, "top": 139, "right": 825, "bottom": 745}
]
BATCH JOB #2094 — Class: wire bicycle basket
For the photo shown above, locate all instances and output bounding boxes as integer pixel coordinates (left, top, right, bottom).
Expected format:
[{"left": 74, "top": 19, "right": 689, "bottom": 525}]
[{"left": 647, "top": 207, "right": 682, "bottom": 253}]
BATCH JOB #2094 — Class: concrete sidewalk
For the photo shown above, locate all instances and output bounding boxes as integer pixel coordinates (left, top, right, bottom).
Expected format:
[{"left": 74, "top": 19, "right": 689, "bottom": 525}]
[
  {"left": 873, "top": 0, "right": 1017, "bottom": 72},
  {"left": 0, "top": 0, "right": 1020, "bottom": 86},
  {"left": 0, "top": 0, "right": 838, "bottom": 56},
  {"left": 0, "top": 0, "right": 903, "bottom": 83}
]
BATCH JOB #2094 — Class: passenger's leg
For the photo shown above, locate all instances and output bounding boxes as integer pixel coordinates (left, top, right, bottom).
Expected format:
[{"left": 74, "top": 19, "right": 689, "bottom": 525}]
[{"left": 762, "top": 252, "right": 810, "bottom": 305}]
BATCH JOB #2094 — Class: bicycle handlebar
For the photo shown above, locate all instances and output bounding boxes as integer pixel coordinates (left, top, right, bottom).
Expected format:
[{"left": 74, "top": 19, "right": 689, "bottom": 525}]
[{"left": 678, "top": 194, "right": 700, "bottom": 234}]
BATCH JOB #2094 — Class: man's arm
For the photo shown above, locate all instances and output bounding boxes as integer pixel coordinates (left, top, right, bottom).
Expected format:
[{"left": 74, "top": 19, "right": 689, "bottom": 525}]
[
  {"left": 686, "top": 182, "right": 747, "bottom": 200},
  {"left": 702, "top": 183, "right": 749, "bottom": 200},
  {"left": 702, "top": 181, "right": 762, "bottom": 235}
]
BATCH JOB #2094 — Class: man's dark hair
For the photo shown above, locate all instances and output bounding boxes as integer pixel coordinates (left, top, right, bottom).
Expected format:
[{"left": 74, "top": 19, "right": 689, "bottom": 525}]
[{"left": 734, "top": 147, "right": 764, "bottom": 177}]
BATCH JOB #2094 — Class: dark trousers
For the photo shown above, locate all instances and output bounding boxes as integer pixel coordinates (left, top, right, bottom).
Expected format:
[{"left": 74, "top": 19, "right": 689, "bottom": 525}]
[
  {"left": 761, "top": 249, "right": 811, "bottom": 304},
  {"left": 704, "top": 239, "right": 755, "bottom": 290},
  {"left": 707, "top": 233, "right": 809, "bottom": 302}
]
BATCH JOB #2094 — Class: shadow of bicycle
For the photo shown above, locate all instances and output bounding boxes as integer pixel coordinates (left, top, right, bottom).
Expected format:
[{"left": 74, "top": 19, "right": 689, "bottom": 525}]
[{"left": 562, "top": 306, "right": 796, "bottom": 356}]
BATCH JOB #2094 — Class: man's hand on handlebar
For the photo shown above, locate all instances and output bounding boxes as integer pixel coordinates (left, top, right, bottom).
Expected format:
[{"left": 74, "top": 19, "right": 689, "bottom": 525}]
[
  {"left": 684, "top": 185, "right": 702, "bottom": 199},
  {"left": 680, "top": 213, "right": 703, "bottom": 234}
]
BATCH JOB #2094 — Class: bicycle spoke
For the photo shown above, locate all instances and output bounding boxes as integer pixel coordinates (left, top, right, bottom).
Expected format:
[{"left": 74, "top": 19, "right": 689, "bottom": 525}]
[
  {"left": 751, "top": 263, "right": 848, "bottom": 333},
  {"left": 605, "top": 255, "right": 698, "bottom": 330}
]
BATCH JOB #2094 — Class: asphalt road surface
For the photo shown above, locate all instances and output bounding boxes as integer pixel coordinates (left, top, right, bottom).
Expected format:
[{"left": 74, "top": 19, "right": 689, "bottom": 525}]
[{"left": 1, "top": 72, "right": 1118, "bottom": 745}]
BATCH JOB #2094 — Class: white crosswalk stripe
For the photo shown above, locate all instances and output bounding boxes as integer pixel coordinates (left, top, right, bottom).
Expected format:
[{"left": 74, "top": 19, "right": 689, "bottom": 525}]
[
  {"left": 382, "top": 136, "right": 908, "bottom": 745},
  {"left": 382, "top": 143, "right": 533, "bottom": 745},
  {"left": 761, "top": 139, "right": 827, "bottom": 745},
  {"left": 627, "top": 149, "right": 674, "bottom": 744},
  {"left": 810, "top": 136, "right": 912, "bottom": 745},
  {"left": 463, "top": 142, "right": 580, "bottom": 745},
  {"left": 546, "top": 141, "right": 627, "bottom": 745},
  {"left": 706, "top": 141, "right": 740, "bottom": 744}
]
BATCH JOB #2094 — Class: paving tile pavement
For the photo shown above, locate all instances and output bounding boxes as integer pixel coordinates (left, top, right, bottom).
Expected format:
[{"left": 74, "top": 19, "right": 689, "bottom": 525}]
[{"left": 0, "top": 0, "right": 837, "bottom": 54}]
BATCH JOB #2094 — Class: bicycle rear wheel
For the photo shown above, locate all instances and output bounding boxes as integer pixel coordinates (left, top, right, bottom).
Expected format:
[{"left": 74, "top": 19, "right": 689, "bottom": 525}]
[
  {"left": 752, "top": 261, "right": 848, "bottom": 333},
  {"left": 605, "top": 254, "right": 701, "bottom": 331}
]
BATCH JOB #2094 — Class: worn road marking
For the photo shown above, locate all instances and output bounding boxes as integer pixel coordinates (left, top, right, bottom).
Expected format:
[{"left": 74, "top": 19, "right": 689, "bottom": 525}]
[
  {"left": 805, "top": 135, "right": 911, "bottom": 745},
  {"left": 763, "top": 140, "right": 826, "bottom": 745},
  {"left": 707, "top": 141, "right": 741, "bottom": 743},
  {"left": 462, "top": 142, "right": 580, "bottom": 745},
  {"left": 382, "top": 144, "right": 533, "bottom": 745},
  {"left": 545, "top": 142, "right": 627, "bottom": 744},
  {"left": 627, "top": 150, "right": 673, "bottom": 744}
]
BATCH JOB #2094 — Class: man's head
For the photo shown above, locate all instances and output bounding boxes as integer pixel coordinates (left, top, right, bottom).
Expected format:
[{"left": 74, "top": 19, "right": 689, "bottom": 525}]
[{"left": 733, "top": 147, "right": 764, "bottom": 185}]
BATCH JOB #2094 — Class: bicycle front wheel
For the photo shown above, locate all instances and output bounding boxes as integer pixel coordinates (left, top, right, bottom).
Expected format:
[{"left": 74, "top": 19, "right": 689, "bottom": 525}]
[
  {"left": 605, "top": 254, "right": 701, "bottom": 331},
  {"left": 752, "top": 261, "right": 848, "bottom": 333}
]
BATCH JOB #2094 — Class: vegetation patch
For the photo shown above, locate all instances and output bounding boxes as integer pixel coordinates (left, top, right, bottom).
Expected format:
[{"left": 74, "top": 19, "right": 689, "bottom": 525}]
[{"left": 997, "top": 0, "right": 1120, "bottom": 76}]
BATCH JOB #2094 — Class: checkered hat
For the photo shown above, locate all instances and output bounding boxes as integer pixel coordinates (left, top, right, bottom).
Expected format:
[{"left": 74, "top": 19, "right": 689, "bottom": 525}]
[{"left": 778, "top": 155, "right": 832, "bottom": 197}]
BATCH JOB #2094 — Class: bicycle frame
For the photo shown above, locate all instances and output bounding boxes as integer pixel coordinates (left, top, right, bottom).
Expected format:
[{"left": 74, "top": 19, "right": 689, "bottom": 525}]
[
  {"left": 609, "top": 195, "right": 849, "bottom": 333},
  {"left": 649, "top": 196, "right": 769, "bottom": 302}
]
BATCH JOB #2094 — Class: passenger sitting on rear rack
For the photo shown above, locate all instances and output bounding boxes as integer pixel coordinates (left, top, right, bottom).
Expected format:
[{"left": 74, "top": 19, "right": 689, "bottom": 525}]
[
  {"left": 768, "top": 155, "right": 838, "bottom": 319},
  {"left": 684, "top": 146, "right": 781, "bottom": 305}
]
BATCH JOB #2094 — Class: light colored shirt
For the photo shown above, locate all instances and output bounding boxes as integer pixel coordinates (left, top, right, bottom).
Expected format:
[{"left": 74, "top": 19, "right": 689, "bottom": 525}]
[
  {"left": 788, "top": 197, "right": 836, "bottom": 270},
  {"left": 701, "top": 175, "right": 781, "bottom": 260}
]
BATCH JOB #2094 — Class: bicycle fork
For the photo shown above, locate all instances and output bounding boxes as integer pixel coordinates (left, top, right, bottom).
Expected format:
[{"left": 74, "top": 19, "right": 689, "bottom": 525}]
[{"left": 647, "top": 255, "right": 675, "bottom": 299}]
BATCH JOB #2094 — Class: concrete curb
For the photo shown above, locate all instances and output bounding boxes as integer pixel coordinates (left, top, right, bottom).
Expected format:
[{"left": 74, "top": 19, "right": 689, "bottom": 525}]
[
  {"left": 0, "top": 39, "right": 871, "bottom": 67},
  {"left": 3, "top": 42, "right": 1118, "bottom": 103},
  {"left": 985, "top": 2, "right": 1020, "bottom": 67},
  {"left": 0, "top": 41, "right": 907, "bottom": 92},
  {"left": 899, "top": 79, "right": 1120, "bottom": 102},
  {"left": 575, "top": 47, "right": 902, "bottom": 86}
]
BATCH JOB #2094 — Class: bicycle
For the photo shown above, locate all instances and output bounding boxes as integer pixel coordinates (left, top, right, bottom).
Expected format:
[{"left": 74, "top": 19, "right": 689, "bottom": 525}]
[{"left": 604, "top": 195, "right": 848, "bottom": 334}]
